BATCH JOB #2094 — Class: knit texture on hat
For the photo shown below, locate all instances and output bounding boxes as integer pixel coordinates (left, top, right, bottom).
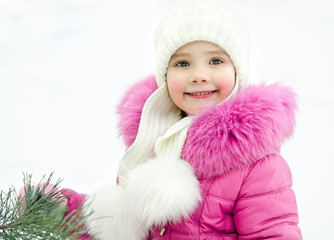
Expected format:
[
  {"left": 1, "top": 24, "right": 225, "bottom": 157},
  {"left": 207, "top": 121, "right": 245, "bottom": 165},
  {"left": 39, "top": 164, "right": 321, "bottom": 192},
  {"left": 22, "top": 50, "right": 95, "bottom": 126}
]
[{"left": 154, "top": 0, "right": 250, "bottom": 88}]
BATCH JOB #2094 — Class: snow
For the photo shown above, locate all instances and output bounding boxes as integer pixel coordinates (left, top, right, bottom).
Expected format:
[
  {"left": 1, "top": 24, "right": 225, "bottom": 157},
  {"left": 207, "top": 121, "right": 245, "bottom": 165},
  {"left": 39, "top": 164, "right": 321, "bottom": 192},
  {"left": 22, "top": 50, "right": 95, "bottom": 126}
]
[{"left": 1, "top": 0, "right": 334, "bottom": 238}]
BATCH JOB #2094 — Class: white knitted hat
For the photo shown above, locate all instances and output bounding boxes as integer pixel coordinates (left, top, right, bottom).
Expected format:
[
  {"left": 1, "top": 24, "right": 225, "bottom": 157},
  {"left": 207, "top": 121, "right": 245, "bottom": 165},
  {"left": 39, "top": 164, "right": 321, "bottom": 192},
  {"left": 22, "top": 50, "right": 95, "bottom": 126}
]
[
  {"left": 154, "top": 0, "right": 250, "bottom": 88},
  {"left": 118, "top": 0, "right": 250, "bottom": 185}
]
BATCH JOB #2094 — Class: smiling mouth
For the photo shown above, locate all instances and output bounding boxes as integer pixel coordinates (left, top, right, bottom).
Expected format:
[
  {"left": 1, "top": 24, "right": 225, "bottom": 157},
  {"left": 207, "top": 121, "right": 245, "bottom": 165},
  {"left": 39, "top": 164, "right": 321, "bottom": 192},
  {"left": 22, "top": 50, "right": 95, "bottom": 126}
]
[{"left": 186, "top": 90, "right": 218, "bottom": 96}]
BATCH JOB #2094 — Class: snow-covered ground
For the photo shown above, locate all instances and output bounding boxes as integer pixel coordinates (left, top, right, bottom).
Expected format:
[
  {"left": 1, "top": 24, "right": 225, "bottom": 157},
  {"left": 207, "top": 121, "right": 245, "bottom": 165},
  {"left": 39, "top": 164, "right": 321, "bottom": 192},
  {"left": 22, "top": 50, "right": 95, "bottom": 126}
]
[{"left": 1, "top": 0, "right": 333, "bottom": 238}]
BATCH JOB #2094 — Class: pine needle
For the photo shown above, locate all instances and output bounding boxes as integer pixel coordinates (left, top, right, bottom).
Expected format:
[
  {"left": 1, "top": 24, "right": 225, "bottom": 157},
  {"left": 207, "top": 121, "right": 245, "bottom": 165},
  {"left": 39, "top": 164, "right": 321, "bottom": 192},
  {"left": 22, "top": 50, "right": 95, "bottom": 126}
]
[{"left": 0, "top": 173, "right": 89, "bottom": 240}]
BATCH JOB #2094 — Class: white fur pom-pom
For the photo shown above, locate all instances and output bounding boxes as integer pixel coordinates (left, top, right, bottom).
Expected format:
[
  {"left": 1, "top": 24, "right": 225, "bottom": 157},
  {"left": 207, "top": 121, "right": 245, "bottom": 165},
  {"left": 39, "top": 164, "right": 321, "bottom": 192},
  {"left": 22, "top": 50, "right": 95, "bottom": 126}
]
[
  {"left": 82, "top": 157, "right": 200, "bottom": 239},
  {"left": 84, "top": 185, "right": 147, "bottom": 240},
  {"left": 125, "top": 156, "right": 201, "bottom": 228}
]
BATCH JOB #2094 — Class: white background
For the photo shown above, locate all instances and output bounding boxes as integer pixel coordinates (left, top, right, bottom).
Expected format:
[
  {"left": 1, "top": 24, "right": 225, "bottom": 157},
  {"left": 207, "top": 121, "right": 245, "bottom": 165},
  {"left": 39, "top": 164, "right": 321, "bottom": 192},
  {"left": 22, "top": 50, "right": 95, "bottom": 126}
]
[{"left": 1, "top": 0, "right": 334, "bottom": 239}]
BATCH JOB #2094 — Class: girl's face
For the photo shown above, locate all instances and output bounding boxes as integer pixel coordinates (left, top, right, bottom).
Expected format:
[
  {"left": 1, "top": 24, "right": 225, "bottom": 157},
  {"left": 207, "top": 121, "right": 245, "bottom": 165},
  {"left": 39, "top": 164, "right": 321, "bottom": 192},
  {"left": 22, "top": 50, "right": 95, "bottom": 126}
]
[{"left": 166, "top": 41, "right": 236, "bottom": 115}]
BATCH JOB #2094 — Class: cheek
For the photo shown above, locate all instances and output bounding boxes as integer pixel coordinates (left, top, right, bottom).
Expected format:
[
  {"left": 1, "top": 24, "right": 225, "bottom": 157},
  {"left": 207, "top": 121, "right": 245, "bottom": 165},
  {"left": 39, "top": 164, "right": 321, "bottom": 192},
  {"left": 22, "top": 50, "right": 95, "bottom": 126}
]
[
  {"left": 166, "top": 73, "right": 184, "bottom": 103},
  {"left": 216, "top": 74, "right": 236, "bottom": 99}
]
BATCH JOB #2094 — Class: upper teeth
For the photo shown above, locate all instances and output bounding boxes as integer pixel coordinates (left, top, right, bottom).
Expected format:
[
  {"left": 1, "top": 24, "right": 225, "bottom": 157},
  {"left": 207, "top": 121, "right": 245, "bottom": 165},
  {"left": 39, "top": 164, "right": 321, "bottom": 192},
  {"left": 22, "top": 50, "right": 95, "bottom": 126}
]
[{"left": 189, "top": 91, "right": 214, "bottom": 96}]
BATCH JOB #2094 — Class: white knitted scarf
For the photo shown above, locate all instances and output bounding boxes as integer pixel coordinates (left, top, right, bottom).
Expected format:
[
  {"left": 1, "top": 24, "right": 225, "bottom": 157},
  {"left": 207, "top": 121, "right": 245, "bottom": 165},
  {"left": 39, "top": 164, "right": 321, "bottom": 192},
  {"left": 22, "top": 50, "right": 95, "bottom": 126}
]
[{"left": 84, "top": 84, "right": 201, "bottom": 240}]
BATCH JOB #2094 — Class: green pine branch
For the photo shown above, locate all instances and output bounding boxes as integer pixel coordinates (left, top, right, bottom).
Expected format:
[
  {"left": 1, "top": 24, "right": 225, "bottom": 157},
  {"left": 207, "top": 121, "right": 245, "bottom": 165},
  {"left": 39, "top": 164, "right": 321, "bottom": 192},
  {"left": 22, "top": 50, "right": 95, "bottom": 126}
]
[{"left": 0, "top": 173, "right": 89, "bottom": 240}]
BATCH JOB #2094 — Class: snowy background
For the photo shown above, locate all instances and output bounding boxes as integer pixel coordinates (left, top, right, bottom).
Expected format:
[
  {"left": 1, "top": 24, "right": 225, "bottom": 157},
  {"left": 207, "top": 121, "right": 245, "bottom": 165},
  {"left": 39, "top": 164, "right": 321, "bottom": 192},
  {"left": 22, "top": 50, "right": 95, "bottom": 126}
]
[{"left": 1, "top": 0, "right": 333, "bottom": 238}]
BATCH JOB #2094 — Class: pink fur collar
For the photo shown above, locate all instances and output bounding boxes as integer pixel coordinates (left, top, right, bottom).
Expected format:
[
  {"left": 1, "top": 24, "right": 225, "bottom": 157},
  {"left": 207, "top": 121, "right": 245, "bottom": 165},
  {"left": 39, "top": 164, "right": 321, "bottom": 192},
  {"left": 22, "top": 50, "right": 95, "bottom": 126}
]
[{"left": 117, "top": 75, "right": 297, "bottom": 179}]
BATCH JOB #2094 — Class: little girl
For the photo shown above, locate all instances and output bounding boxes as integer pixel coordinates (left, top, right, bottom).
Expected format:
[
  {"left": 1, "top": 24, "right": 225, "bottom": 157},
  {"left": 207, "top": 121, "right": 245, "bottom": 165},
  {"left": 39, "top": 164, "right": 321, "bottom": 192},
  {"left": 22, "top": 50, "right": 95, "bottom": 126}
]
[{"left": 60, "top": 0, "right": 303, "bottom": 239}]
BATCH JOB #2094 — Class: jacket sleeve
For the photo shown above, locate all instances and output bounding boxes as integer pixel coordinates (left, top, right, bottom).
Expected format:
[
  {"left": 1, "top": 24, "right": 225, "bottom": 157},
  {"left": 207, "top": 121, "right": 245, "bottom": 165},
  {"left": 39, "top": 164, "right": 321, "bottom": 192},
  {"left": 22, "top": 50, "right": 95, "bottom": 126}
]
[
  {"left": 61, "top": 188, "right": 95, "bottom": 240},
  {"left": 234, "top": 154, "right": 302, "bottom": 239}
]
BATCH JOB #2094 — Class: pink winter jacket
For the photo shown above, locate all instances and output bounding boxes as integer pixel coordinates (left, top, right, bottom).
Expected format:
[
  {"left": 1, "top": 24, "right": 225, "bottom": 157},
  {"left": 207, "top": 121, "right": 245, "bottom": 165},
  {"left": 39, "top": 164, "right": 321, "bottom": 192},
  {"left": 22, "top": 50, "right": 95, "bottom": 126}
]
[{"left": 64, "top": 75, "right": 302, "bottom": 239}]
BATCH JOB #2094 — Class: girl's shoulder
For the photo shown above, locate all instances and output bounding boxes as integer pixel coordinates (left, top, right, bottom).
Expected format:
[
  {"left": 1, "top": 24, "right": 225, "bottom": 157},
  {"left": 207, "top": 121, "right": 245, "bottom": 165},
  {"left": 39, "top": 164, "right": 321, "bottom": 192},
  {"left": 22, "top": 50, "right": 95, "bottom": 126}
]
[{"left": 183, "top": 83, "right": 297, "bottom": 178}]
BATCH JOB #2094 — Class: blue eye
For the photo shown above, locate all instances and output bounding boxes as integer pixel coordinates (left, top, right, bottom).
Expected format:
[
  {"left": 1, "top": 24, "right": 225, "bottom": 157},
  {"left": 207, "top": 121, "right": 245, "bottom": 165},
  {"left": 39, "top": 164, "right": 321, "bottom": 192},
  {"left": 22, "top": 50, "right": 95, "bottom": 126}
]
[
  {"left": 210, "top": 59, "right": 223, "bottom": 65},
  {"left": 176, "top": 61, "right": 189, "bottom": 67}
]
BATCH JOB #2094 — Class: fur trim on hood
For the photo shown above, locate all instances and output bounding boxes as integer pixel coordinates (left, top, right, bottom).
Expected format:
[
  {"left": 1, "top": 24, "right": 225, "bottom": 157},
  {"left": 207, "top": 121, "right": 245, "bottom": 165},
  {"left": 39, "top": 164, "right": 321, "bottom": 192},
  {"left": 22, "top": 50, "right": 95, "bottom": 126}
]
[{"left": 118, "top": 75, "right": 297, "bottom": 179}]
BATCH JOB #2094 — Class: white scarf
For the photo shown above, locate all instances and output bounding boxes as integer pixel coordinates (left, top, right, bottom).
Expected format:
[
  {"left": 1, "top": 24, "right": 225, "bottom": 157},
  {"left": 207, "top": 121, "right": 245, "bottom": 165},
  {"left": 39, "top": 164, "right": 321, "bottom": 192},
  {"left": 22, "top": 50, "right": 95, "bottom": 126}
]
[{"left": 84, "top": 84, "right": 201, "bottom": 240}]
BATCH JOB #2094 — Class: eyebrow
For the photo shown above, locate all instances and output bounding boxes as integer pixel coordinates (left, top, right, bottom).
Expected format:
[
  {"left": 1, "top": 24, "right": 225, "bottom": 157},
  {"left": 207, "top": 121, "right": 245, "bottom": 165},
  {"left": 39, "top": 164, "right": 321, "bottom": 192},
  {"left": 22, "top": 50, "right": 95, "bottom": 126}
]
[
  {"left": 171, "top": 53, "right": 191, "bottom": 59},
  {"left": 205, "top": 50, "right": 227, "bottom": 55},
  {"left": 172, "top": 50, "right": 227, "bottom": 59}
]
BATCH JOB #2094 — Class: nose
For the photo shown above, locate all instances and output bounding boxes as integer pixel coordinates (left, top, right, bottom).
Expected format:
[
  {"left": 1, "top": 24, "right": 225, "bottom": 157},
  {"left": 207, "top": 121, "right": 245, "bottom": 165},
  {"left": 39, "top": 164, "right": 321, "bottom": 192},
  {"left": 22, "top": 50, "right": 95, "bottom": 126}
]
[
  {"left": 190, "top": 78, "right": 208, "bottom": 84},
  {"left": 189, "top": 68, "right": 209, "bottom": 84}
]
